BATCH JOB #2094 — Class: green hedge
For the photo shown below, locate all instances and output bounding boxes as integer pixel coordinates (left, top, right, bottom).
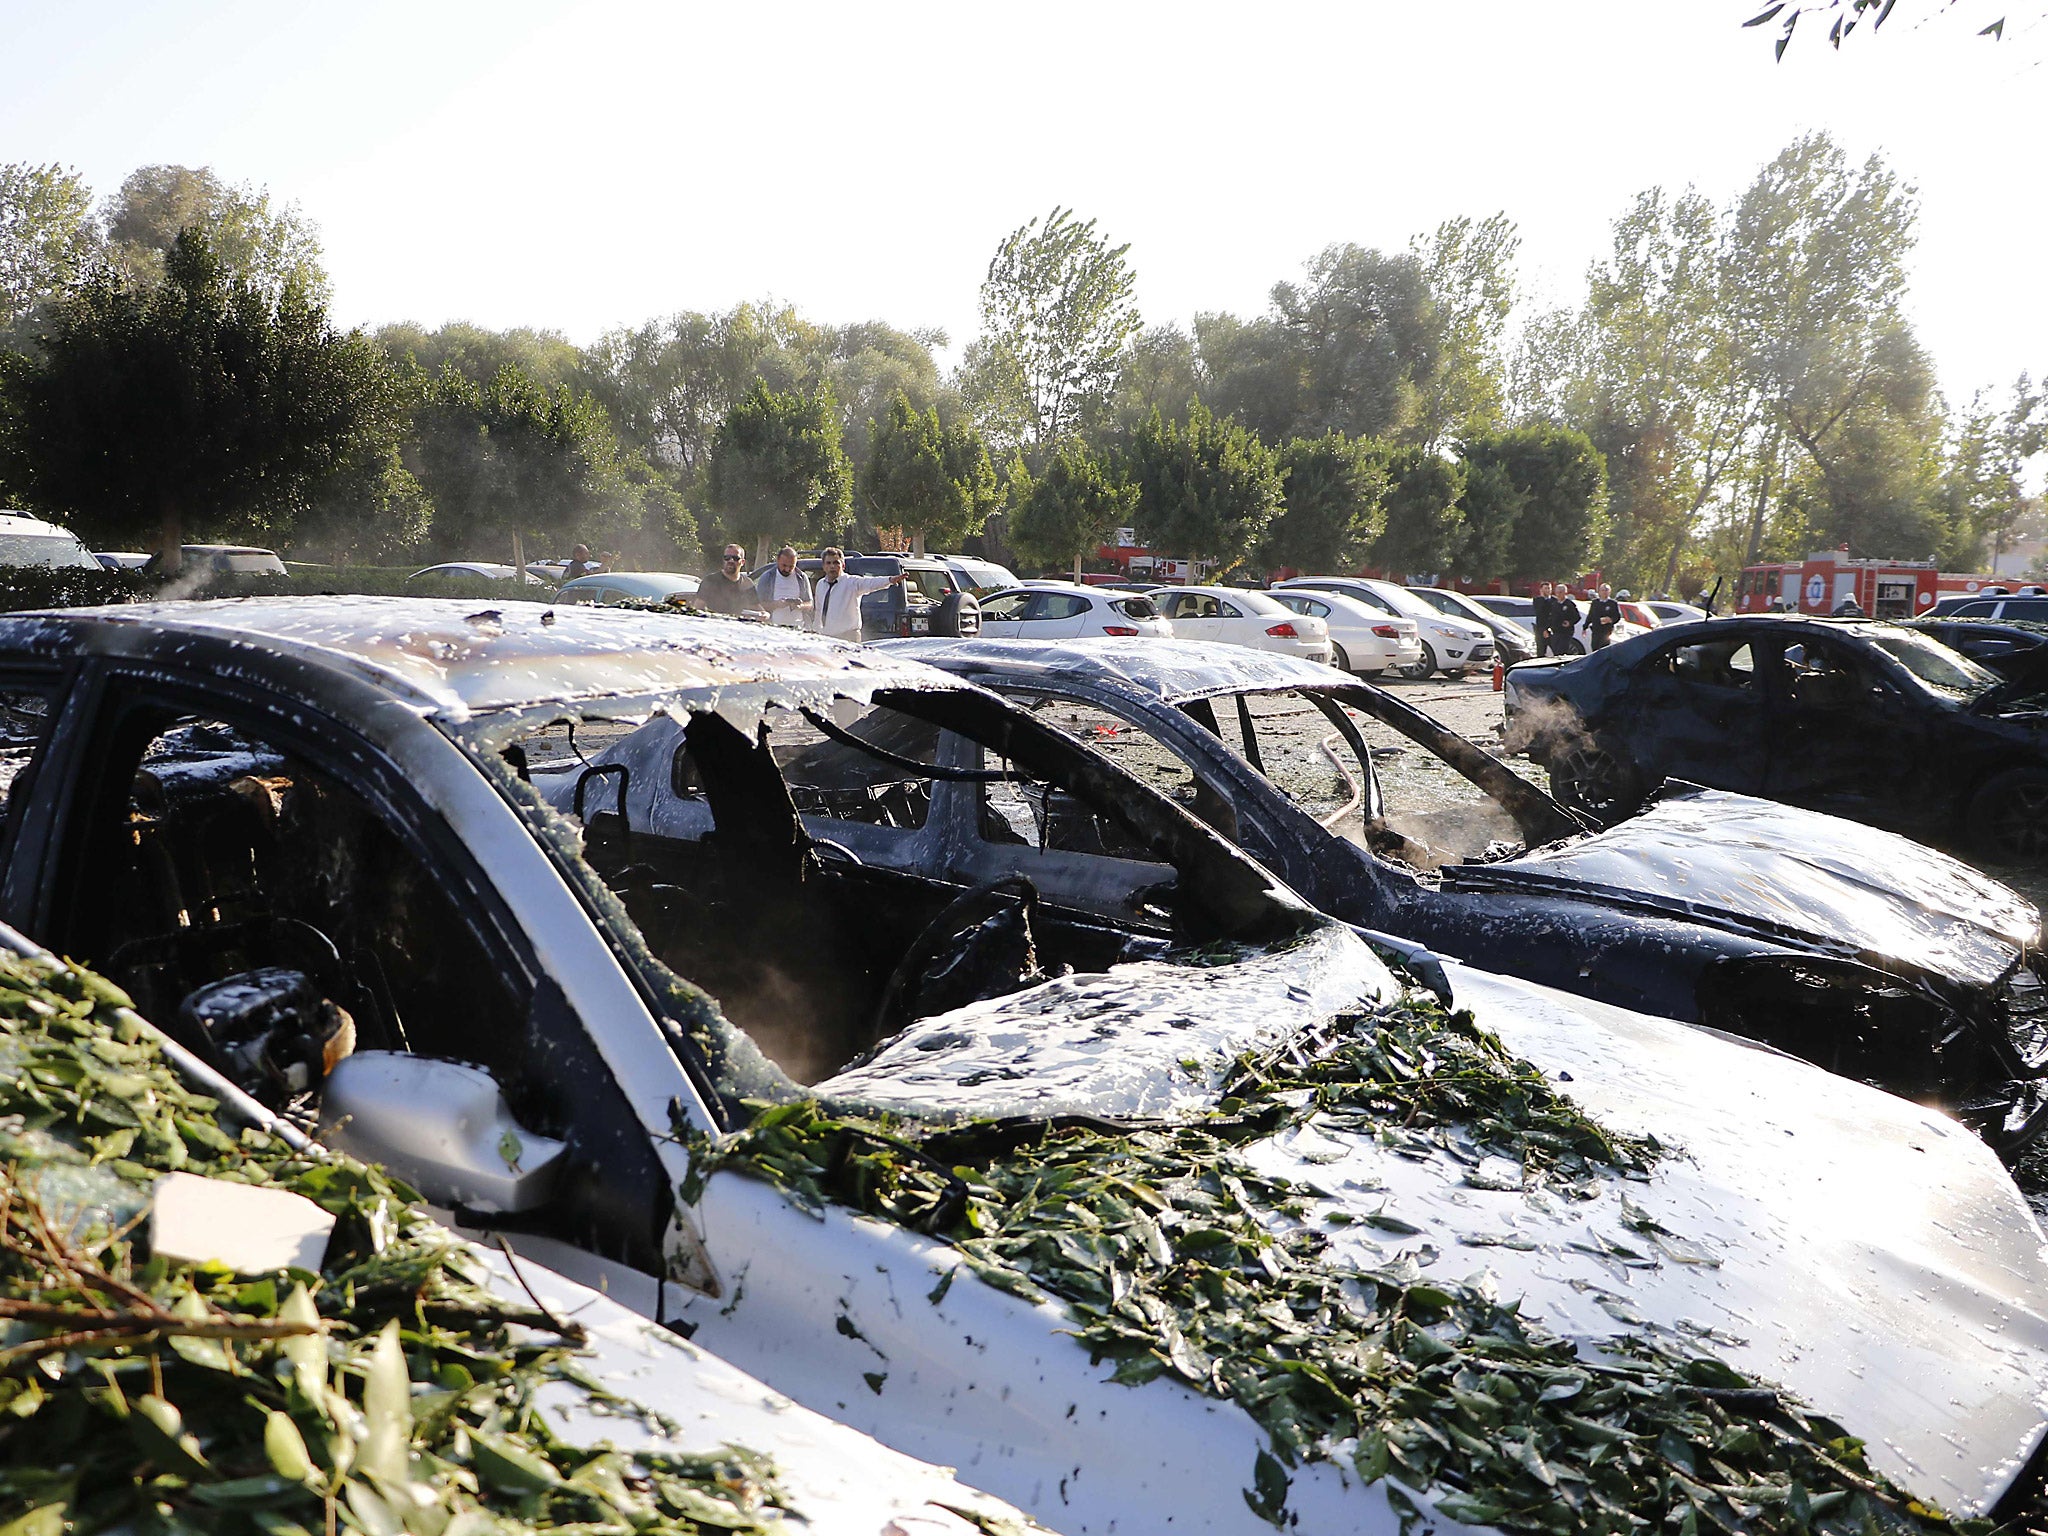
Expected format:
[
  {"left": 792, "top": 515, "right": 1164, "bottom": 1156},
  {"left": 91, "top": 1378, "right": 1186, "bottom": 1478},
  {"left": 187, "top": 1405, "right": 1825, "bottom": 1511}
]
[{"left": 0, "top": 564, "right": 555, "bottom": 612}]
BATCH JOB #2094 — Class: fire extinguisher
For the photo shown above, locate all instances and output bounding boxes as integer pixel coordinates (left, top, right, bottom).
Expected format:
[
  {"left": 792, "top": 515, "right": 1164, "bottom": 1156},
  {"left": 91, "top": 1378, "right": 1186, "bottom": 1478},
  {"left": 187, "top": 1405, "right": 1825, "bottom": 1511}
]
[{"left": 1491, "top": 658, "right": 1506, "bottom": 692}]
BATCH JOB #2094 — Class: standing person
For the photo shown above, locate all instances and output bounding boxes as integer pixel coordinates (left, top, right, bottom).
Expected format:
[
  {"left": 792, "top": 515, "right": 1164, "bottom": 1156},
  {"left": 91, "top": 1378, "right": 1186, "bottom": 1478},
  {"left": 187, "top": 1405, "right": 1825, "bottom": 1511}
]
[
  {"left": 698, "top": 543, "right": 757, "bottom": 616},
  {"left": 810, "top": 547, "right": 903, "bottom": 642},
  {"left": 755, "top": 545, "right": 812, "bottom": 627},
  {"left": 1532, "top": 582, "right": 1558, "bottom": 657},
  {"left": 1550, "top": 581, "right": 1583, "bottom": 654},
  {"left": 1586, "top": 584, "right": 1622, "bottom": 650},
  {"left": 562, "top": 544, "right": 597, "bottom": 582}
]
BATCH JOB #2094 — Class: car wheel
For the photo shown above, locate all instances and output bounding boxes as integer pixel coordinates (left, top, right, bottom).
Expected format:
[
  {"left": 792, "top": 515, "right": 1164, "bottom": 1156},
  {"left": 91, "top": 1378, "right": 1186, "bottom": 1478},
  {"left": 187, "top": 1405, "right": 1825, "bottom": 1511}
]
[
  {"left": 1397, "top": 642, "right": 1437, "bottom": 681},
  {"left": 1967, "top": 768, "right": 2048, "bottom": 862},
  {"left": 1331, "top": 643, "right": 1351, "bottom": 673},
  {"left": 1548, "top": 745, "right": 1644, "bottom": 825}
]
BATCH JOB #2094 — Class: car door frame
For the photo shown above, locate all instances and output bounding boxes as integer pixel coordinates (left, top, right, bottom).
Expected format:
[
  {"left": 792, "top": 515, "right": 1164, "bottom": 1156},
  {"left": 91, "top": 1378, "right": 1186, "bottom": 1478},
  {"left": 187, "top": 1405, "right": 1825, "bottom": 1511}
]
[{"left": 0, "top": 640, "right": 726, "bottom": 1315}]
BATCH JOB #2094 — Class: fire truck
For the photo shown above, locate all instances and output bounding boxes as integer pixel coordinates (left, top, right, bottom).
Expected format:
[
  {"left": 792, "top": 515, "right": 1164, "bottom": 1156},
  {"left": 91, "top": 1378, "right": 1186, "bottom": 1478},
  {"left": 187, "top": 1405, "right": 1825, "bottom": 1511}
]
[{"left": 1737, "top": 549, "right": 1997, "bottom": 618}]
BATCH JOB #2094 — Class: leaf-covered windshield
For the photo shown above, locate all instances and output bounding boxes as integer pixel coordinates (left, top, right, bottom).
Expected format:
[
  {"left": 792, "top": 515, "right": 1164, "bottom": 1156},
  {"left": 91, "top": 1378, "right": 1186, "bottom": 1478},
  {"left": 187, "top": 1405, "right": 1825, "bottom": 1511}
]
[{"left": 1862, "top": 627, "right": 1999, "bottom": 695}]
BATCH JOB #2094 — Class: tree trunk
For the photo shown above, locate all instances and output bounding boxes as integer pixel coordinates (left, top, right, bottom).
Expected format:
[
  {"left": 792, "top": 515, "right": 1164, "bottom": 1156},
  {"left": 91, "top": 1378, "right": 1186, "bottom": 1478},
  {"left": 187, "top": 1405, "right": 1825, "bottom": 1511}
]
[
  {"left": 158, "top": 500, "right": 184, "bottom": 573},
  {"left": 1743, "top": 445, "right": 1776, "bottom": 569},
  {"left": 1072, "top": 551, "right": 1083, "bottom": 584}
]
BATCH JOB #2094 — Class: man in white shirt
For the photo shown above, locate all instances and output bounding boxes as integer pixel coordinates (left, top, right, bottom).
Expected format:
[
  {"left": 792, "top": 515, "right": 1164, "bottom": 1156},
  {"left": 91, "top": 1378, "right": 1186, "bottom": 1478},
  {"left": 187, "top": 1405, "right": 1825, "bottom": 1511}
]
[
  {"left": 755, "top": 546, "right": 812, "bottom": 627},
  {"left": 809, "top": 547, "right": 904, "bottom": 643}
]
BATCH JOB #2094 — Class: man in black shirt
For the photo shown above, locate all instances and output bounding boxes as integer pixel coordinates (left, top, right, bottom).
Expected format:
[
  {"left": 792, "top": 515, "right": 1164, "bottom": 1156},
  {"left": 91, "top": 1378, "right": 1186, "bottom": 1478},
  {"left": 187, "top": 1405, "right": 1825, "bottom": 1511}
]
[
  {"left": 1549, "top": 581, "right": 1583, "bottom": 654},
  {"left": 1586, "top": 584, "right": 1622, "bottom": 649},
  {"left": 1532, "top": 582, "right": 1557, "bottom": 657},
  {"left": 697, "top": 543, "right": 757, "bottom": 617}
]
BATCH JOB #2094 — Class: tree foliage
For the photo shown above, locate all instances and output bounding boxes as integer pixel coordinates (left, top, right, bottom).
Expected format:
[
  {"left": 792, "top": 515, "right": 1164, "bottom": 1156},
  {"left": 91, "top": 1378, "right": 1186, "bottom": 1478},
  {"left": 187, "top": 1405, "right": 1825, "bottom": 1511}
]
[
  {"left": 1373, "top": 448, "right": 1467, "bottom": 576},
  {"left": 1262, "top": 433, "right": 1388, "bottom": 573},
  {"left": 968, "top": 207, "right": 1140, "bottom": 448},
  {"left": 408, "top": 363, "right": 672, "bottom": 561},
  {"left": 861, "top": 393, "right": 997, "bottom": 553},
  {"left": 1462, "top": 425, "right": 1608, "bottom": 580},
  {"left": 0, "top": 162, "right": 98, "bottom": 344},
  {"left": 1007, "top": 444, "right": 1136, "bottom": 578},
  {"left": 102, "top": 164, "right": 328, "bottom": 304},
  {"left": 376, "top": 321, "right": 587, "bottom": 394},
  {"left": 0, "top": 230, "right": 393, "bottom": 561},
  {"left": 705, "top": 381, "right": 852, "bottom": 559},
  {"left": 1125, "top": 403, "right": 1283, "bottom": 574}
]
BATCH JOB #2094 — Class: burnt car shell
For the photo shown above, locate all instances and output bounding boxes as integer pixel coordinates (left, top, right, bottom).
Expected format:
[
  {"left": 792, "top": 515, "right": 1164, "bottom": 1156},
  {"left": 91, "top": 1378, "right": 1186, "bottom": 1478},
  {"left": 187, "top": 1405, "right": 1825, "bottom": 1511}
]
[{"left": 888, "top": 635, "right": 2048, "bottom": 1152}]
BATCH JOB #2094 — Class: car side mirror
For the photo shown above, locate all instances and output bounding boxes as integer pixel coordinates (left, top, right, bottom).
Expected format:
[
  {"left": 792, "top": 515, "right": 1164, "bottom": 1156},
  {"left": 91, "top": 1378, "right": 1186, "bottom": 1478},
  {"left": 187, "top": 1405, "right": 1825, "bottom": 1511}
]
[{"left": 318, "top": 1052, "right": 569, "bottom": 1214}]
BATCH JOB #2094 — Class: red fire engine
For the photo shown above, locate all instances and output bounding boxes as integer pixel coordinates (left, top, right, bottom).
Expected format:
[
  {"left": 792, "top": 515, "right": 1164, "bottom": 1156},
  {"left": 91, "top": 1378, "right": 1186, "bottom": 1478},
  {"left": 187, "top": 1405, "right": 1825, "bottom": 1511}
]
[{"left": 1737, "top": 549, "right": 1998, "bottom": 618}]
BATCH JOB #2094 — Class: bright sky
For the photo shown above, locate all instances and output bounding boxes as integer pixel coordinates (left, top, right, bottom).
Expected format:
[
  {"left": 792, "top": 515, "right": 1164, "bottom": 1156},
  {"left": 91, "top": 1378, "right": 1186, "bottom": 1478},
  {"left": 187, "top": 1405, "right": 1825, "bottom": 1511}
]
[{"left": 5, "top": 0, "right": 2042, "bottom": 405}]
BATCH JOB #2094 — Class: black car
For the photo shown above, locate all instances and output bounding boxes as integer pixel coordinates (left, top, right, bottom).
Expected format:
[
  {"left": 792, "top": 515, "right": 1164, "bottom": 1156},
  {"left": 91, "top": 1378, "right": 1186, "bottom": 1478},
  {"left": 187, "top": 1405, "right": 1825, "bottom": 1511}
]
[
  {"left": 1504, "top": 616, "right": 2048, "bottom": 861},
  {"left": 887, "top": 635, "right": 2048, "bottom": 1155},
  {"left": 1906, "top": 617, "right": 2048, "bottom": 682}
]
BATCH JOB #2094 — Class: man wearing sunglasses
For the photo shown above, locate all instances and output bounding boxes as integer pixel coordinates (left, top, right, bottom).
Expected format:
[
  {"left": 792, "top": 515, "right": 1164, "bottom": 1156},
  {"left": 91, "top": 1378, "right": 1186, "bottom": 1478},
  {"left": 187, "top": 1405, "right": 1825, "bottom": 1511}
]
[{"left": 698, "top": 543, "right": 758, "bottom": 617}]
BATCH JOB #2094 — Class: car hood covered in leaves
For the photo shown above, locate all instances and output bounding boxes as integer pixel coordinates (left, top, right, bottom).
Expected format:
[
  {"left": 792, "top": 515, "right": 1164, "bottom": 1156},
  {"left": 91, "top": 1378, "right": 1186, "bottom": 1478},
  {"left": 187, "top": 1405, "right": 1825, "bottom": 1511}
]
[
  {"left": 1450, "top": 785, "right": 2038, "bottom": 989},
  {"left": 787, "top": 929, "right": 2048, "bottom": 1522}
]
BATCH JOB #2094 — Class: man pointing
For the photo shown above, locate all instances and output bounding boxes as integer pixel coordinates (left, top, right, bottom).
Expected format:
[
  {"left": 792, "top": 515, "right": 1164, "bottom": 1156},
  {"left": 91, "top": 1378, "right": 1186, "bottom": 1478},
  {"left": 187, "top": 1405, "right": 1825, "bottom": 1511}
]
[{"left": 810, "top": 547, "right": 903, "bottom": 642}]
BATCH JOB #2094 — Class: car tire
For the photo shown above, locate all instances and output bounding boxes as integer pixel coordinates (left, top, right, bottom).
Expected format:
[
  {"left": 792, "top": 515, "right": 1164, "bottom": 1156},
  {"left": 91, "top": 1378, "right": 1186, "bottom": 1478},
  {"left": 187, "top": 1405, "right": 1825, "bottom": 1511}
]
[
  {"left": 1332, "top": 644, "right": 1351, "bottom": 673},
  {"left": 1967, "top": 768, "right": 2048, "bottom": 863},
  {"left": 1397, "top": 642, "right": 1437, "bottom": 681},
  {"left": 1548, "top": 745, "right": 1644, "bottom": 826}
]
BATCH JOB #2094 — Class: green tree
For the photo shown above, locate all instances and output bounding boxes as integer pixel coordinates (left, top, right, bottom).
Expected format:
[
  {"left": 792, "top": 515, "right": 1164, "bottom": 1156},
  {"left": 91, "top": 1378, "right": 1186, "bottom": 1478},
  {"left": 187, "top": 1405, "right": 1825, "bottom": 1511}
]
[
  {"left": 1724, "top": 134, "right": 1943, "bottom": 558},
  {"left": 1107, "top": 325, "right": 1204, "bottom": 437},
  {"left": 1262, "top": 433, "right": 1388, "bottom": 572},
  {"left": 1, "top": 162, "right": 99, "bottom": 344},
  {"left": 102, "top": 164, "right": 327, "bottom": 303},
  {"left": 1451, "top": 456, "right": 1525, "bottom": 582},
  {"left": 1008, "top": 444, "right": 1136, "bottom": 581},
  {"left": 967, "top": 207, "right": 1140, "bottom": 448},
  {"left": 0, "top": 229, "right": 393, "bottom": 564},
  {"left": 1464, "top": 426, "right": 1609, "bottom": 580},
  {"left": 705, "top": 381, "right": 852, "bottom": 560},
  {"left": 375, "top": 321, "right": 587, "bottom": 394},
  {"left": 1935, "top": 378, "right": 2045, "bottom": 570},
  {"left": 296, "top": 442, "right": 432, "bottom": 566},
  {"left": 408, "top": 363, "right": 661, "bottom": 561},
  {"left": 1271, "top": 244, "right": 1441, "bottom": 443},
  {"left": 862, "top": 394, "right": 997, "bottom": 553},
  {"left": 1125, "top": 404, "right": 1283, "bottom": 576},
  {"left": 1412, "top": 214, "right": 1520, "bottom": 445},
  {"left": 1372, "top": 448, "right": 1466, "bottom": 576},
  {"left": 1194, "top": 311, "right": 1307, "bottom": 444}
]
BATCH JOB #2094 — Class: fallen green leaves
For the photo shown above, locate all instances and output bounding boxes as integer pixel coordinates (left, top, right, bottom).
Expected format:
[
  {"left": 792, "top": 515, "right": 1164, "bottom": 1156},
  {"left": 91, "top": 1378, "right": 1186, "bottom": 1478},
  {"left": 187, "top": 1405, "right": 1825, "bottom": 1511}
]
[
  {"left": 0, "top": 949, "right": 786, "bottom": 1534},
  {"left": 718, "top": 989, "right": 1971, "bottom": 1536}
]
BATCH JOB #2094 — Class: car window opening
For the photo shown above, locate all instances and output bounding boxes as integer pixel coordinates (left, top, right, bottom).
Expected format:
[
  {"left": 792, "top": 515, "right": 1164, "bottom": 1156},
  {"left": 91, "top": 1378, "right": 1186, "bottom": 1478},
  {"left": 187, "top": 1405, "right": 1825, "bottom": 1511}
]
[{"left": 507, "top": 690, "right": 1281, "bottom": 1089}]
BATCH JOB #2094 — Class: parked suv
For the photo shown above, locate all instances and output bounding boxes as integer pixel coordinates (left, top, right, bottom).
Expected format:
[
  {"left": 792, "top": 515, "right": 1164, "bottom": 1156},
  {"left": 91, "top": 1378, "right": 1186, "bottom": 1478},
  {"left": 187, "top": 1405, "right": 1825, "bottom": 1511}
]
[{"left": 0, "top": 508, "right": 99, "bottom": 570}]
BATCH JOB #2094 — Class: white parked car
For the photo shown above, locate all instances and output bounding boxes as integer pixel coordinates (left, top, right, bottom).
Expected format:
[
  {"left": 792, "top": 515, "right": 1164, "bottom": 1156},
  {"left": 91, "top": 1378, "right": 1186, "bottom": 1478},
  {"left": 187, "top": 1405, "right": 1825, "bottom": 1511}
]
[
  {"left": 977, "top": 581, "right": 1172, "bottom": 638},
  {"left": 1275, "top": 577, "right": 1494, "bottom": 678},
  {"left": 409, "top": 561, "right": 552, "bottom": 585},
  {"left": 0, "top": 508, "right": 101, "bottom": 570},
  {"left": 943, "top": 554, "right": 1020, "bottom": 593},
  {"left": 1148, "top": 584, "right": 1332, "bottom": 663},
  {"left": 556, "top": 570, "right": 700, "bottom": 605},
  {"left": 1645, "top": 599, "right": 1710, "bottom": 625},
  {"left": 1269, "top": 587, "right": 1422, "bottom": 676}
]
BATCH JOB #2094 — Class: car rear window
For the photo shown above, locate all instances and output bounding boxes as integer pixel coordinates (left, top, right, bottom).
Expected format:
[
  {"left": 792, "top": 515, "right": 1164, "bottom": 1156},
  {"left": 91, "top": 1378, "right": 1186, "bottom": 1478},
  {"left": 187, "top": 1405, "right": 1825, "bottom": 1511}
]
[
  {"left": 1112, "top": 597, "right": 1159, "bottom": 621},
  {"left": 0, "top": 532, "right": 99, "bottom": 570}
]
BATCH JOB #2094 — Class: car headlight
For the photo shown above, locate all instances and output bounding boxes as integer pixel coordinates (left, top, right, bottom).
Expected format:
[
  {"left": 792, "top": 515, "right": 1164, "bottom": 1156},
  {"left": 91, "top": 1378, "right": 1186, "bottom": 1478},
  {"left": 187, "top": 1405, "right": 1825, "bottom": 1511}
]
[{"left": 1429, "top": 623, "right": 1462, "bottom": 641}]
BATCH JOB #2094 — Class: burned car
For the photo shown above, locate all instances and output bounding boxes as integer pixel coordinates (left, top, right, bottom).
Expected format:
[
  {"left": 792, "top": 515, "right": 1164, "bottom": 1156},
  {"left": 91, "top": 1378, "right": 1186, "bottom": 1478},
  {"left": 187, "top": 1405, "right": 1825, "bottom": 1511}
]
[
  {"left": 1, "top": 598, "right": 2047, "bottom": 1533},
  {"left": 1504, "top": 615, "right": 2048, "bottom": 862},
  {"left": 887, "top": 635, "right": 2048, "bottom": 1154}
]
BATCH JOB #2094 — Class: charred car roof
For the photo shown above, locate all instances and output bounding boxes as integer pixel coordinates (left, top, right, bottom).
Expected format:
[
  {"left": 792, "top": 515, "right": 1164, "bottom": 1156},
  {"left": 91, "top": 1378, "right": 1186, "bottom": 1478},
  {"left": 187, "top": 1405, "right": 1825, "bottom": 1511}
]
[{"left": 0, "top": 597, "right": 945, "bottom": 718}]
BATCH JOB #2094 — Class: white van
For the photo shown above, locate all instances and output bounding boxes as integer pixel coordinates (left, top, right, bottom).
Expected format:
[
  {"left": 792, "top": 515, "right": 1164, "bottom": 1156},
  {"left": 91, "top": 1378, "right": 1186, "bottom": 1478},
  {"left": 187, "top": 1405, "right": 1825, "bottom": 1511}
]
[{"left": 0, "top": 508, "right": 100, "bottom": 570}]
